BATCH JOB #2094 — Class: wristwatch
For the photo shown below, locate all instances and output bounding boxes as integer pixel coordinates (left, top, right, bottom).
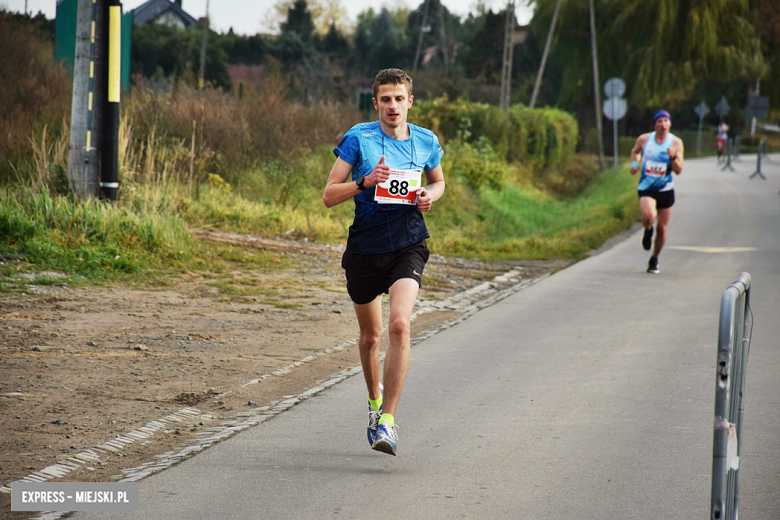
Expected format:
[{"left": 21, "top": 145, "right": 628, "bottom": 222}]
[{"left": 356, "top": 176, "right": 367, "bottom": 191}]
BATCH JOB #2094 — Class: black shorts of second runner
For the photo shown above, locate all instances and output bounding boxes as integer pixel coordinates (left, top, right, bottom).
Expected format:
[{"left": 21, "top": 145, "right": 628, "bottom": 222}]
[
  {"left": 341, "top": 240, "right": 430, "bottom": 305},
  {"left": 638, "top": 189, "right": 675, "bottom": 210}
]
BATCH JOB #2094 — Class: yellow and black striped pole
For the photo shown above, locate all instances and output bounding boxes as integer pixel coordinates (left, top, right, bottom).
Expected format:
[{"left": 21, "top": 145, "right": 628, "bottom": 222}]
[{"left": 100, "top": 0, "right": 121, "bottom": 201}]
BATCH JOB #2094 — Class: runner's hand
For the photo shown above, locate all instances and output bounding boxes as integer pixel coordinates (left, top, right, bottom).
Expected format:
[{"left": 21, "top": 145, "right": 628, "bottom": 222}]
[
  {"left": 367, "top": 156, "right": 390, "bottom": 188},
  {"left": 667, "top": 147, "right": 677, "bottom": 160},
  {"left": 416, "top": 187, "right": 432, "bottom": 211},
  {"left": 630, "top": 162, "right": 640, "bottom": 175}
]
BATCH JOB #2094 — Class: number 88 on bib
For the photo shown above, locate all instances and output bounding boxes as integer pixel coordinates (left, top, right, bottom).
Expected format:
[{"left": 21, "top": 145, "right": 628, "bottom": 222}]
[{"left": 375, "top": 168, "right": 423, "bottom": 205}]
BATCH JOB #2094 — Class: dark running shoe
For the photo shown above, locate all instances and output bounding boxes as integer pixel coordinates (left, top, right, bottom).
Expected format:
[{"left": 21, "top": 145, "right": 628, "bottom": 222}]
[
  {"left": 647, "top": 256, "right": 660, "bottom": 274},
  {"left": 642, "top": 227, "right": 654, "bottom": 251}
]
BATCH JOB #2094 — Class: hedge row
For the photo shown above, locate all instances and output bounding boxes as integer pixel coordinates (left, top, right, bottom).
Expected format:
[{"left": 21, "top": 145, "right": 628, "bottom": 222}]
[{"left": 410, "top": 97, "right": 578, "bottom": 170}]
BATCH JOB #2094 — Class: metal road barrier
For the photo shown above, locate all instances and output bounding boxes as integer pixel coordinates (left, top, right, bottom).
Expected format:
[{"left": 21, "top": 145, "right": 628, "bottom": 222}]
[
  {"left": 711, "top": 272, "right": 753, "bottom": 520},
  {"left": 732, "top": 134, "right": 742, "bottom": 161},
  {"left": 762, "top": 138, "right": 771, "bottom": 163},
  {"left": 721, "top": 139, "right": 735, "bottom": 172},
  {"left": 750, "top": 141, "right": 767, "bottom": 180}
]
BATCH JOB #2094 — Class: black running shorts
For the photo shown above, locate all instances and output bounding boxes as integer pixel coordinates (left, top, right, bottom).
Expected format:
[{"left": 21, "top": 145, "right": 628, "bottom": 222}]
[
  {"left": 638, "top": 189, "right": 675, "bottom": 209},
  {"left": 341, "top": 240, "right": 430, "bottom": 305}
]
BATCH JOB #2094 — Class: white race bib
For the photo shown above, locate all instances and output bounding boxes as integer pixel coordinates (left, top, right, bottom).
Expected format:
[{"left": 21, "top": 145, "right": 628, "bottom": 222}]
[
  {"left": 374, "top": 168, "right": 422, "bottom": 204},
  {"left": 644, "top": 160, "right": 668, "bottom": 177}
]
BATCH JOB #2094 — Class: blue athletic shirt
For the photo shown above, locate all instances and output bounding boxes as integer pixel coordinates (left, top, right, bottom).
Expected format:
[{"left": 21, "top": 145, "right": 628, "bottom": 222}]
[
  {"left": 333, "top": 121, "right": 443, "bottom": 254},
  {"left": 637, "top": 131, "right": 676, "bottom": 192}
]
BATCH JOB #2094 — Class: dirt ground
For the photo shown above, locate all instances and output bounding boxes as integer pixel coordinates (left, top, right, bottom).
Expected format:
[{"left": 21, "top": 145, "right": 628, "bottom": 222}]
[{"left": 0, "top": 231, "right": 570, "bottom": 519}]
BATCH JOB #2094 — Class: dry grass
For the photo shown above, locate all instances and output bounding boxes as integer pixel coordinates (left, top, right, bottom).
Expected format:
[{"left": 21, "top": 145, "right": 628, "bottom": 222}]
[
  {"left": 125, "top": 75, "right": 362, "bottom": 187},
  {"left": 0, "top": 12, "right": 71, "bottom": 178}
]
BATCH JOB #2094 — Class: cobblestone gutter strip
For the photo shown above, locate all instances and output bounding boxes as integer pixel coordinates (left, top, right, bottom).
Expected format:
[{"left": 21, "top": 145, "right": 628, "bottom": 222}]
[
  {"left": 21, "top": 268, "right": 547, "bottom": 520},
  {"left": 24, "top": 366, "right": 365, "bottom": 520},
  {"left": 115, "top": 365, "right": 365, "bottom": 484},
  {"left": 0, "top": 409, "right": 210, "bottom": 495}
]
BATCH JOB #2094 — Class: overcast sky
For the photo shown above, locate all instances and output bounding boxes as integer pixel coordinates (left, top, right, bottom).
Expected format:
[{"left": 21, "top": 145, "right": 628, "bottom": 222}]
[{"left": 2, "top": 0, "right": 533, "bottom": 36}]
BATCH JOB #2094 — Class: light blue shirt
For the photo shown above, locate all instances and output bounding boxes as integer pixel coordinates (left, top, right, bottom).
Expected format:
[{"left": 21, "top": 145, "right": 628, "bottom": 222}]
[
  {"left": 638, "top": 131, "right": 675, "bottom": 192},
  {"left": 333, "top": 121, "right": 443, "bottom": 254}
]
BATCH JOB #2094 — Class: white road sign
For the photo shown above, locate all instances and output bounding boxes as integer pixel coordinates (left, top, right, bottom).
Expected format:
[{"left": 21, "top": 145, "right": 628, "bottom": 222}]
[
  {"left": 694, "top": 101, "right": 710, "bottom": 118},
  {"left": 604, "top": 77, "right": 626, "bottom": 98},
  {"left": 715, "top": 96, "right": 730, "bottom": 117},
  {"left": 603, "top": 97, "right": 627, "bottom": 121}
]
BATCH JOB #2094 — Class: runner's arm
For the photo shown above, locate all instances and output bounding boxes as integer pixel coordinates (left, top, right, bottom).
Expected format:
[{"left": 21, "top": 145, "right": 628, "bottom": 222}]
[
  {"left": 668, "top": 138, "right": 684, "bottom": 175},
  {"left": 629, "top": 134, "right": 648, "bottom": 175},
  {"left": 323, "top": 156, "right": 391, "bottom": 208},
  {"left": 323, "top": 158, "right": 358, "bottom": 208},
  {"left": 416, "top": 165, "right": 445, "bottom": 212}
]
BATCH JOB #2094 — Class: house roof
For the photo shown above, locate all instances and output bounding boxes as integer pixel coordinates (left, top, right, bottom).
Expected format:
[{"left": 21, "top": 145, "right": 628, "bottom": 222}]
[{"left": 132, "top": 0, "right": 199, "bottom": 27}]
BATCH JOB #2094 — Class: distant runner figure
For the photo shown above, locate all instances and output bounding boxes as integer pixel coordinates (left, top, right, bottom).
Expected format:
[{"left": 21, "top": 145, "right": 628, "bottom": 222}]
[
  {"left": 629, "top": 110, "right": 684, "bottom": 274},
  {"left": 717, "top": 121, "right": 730, "bottom": 161},
  {"left": 322, "top": 68, "right": 445, "bottom": 455}
]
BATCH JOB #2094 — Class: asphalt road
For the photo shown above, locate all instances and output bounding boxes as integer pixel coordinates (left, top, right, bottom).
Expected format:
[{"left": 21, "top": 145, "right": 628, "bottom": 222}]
[{"left": 73, "top": 154, "right": 780, "bottom": 519}]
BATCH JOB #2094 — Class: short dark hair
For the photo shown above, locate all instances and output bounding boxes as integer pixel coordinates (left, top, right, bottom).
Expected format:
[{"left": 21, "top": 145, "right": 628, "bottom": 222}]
[{"left": 373, "top": 69, "right": 413, "bottom": 98}]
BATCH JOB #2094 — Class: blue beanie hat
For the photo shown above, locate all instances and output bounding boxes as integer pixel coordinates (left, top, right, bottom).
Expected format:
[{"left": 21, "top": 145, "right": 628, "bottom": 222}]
[{"left": 653, "top": 110, "right": 671, "bottom": 124}]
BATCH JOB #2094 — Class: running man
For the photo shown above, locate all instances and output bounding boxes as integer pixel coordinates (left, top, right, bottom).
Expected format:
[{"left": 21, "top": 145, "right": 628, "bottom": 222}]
[
  {"left": 629, "top": 110, "right": 684, "bottom": 274},
  {"left": 717, "top": 120, "right": 729, "bottom": 161},
  {"left": 322, "top": 68, "right": 445, "bottom": 456}
]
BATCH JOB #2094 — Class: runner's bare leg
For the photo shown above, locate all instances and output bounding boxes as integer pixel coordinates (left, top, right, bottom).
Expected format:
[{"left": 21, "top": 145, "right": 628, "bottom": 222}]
[
  {"left": 654, "top": 207, "right": 672, "bottom": 258},
  {"left": 382, "top": 278, "right": 419, "bottom": 417},
  {"left": 639, "top": 196, "right": 657, "bottom": 230},
  {"left": 354, "top": 296, "right": 383, "bottom": 401}
]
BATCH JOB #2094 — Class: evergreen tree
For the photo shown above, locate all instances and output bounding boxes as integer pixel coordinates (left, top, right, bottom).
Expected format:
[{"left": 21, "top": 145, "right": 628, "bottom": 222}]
[
  {"left": 461, "top": 9, "right": 506, "bottom": 81},
  {"left": 226, "top": 34, "right": 273, "bottom": 65},
  {"left": 275, "top": 30, "right": 319, "bottom": 68},
  {"left": 281, "top": 0, "right": 316, "bottom": 44},
  {"left": 322, "top": 23, "right": 349, "bottom": 56},
  {"left": 406, "top": 0, "right": 461, "bottom": 70},
  {"left": 131, "top": 24, "right": 231, "bottom": 90}
]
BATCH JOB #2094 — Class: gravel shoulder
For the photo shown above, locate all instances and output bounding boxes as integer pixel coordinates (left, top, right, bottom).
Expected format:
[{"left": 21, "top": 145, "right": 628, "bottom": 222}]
[{"left": 0, "top": 231, "right": 571, "bottom": 519}]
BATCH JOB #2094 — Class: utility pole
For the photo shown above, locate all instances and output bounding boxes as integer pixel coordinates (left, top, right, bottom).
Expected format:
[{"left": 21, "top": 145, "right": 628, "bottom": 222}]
[
  {"left": 529, "top": 0, "right": 564, "bottom": 108},
  {"left": 499, "top": 0, "right": 515, "bottom": 113},
  {"left": 439, "top": 6, "right": 449, "bottom": 70},
  {"left": 588, "top": 0, "right": 605, "bottom": 170},
  {"left": 198, "top": 0, "right": 210, "bottom": 89},
  {"left": 412, "top": 0, "right": 430, "bottom": 72},
  {"left": 68, "top": 0, "right": 105, "bottom": 199},
  {"left": 67, "top": 0, "right": 121, "bottom": 200}
]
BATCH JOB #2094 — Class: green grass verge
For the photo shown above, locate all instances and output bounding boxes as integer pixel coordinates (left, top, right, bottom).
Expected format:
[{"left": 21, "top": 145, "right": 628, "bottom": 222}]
[
  {"left": 426, "top": 164, "right": 640, "bottom": 260},
  {"left": 0, "top": 186, "right": 192, "bottom": 280},
  {"left": 0, "top": 185, "right": 294, "bottom": 288},
  {"left": 1, "top": 144, "right": 641, "bottom": 290}
]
